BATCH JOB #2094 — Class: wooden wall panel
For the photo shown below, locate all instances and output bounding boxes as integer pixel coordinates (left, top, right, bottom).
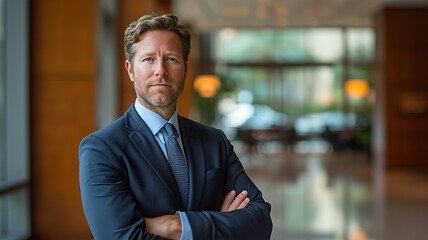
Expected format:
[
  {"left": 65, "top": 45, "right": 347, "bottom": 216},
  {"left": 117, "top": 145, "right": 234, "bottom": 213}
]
[
  {"left": 30, "top": 0, "right": 96, "bottom": 239},
  {"left": 374, "top": 7, "right": 428, "bottom": 169}
]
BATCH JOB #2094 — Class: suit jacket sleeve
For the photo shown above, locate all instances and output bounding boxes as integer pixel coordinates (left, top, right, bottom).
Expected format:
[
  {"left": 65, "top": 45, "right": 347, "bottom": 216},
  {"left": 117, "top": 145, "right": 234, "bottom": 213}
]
[
  {"left": 185, "top": 131, "right": 273, "bottom": 240},
  {"left": 79, "top": 135, "right": 163, "bottom": 240}
]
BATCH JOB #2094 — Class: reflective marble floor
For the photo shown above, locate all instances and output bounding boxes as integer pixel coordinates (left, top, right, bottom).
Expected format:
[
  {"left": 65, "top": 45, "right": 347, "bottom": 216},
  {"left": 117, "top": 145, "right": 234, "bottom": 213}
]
[{"left": 234, "top": 140, "right": 428, "bottom": 240}]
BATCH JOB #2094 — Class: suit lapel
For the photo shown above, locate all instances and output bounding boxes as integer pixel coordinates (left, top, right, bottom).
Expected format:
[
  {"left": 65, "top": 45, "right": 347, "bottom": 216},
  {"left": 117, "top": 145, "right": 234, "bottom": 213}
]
[
  {"left": 125, "top": 107, "right": 183, "bottom": 209},
  {"left": 179, "top": 117, "right": 206, "bottom": 210}
]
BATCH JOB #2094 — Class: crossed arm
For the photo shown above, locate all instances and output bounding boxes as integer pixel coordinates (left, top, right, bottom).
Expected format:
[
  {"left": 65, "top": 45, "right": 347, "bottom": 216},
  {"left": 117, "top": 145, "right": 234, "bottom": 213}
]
[
  {"left": 145, "top": 190, "right": 250, "bottom": 239},
  {"left": 80, "top": 131, "right": 272, "bottom": 239}
]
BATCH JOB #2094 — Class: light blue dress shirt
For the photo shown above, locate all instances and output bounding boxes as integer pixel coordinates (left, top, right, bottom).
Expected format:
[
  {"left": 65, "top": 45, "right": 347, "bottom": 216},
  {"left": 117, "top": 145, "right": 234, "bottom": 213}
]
[{"left": 134, "top": 99, "right": 193, "bottom": 240}]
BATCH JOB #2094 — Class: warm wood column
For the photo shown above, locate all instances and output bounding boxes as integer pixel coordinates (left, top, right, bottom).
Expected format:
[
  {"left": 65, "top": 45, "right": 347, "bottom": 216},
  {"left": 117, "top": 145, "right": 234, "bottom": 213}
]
[
  {"left": 30, "top": 1, "right": 96, "bottom": 238},
  {"left": 374, "top": 7, "right": 428, "bottom": 169}
]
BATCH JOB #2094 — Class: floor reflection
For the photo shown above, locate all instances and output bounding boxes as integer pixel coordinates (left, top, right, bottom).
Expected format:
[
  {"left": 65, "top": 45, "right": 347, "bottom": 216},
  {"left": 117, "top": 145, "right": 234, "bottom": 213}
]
[{"left": 235, "top": 140, "right": 428, "bottom": 240}]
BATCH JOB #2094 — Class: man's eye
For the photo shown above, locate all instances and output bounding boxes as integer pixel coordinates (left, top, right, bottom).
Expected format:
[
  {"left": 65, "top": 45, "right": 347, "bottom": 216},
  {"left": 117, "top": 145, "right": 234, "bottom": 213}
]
[
  {"left": 142, "top": 58, "right": 154, "bottom": 62},
  {"left": 166, "top": 57, "right": 178, "bottom": 62}
]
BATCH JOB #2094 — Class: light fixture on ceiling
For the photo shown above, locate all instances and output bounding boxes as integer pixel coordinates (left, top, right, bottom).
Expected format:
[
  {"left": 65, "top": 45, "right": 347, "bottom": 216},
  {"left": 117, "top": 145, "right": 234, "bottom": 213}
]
[
  {"left": 345, "top": 79, "right": 370, "bottom": 99},
  {"left": 193, "top": 74, "right": 221, "bottom": 98}
]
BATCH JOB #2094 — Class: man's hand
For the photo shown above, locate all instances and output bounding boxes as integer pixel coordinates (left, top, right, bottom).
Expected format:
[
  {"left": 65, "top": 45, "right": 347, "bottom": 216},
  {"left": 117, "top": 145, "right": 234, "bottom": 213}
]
[
  {"left": 144, "top": 190, "right": 249, "bottom": 239},
  {"left": 221, "top": 190, "right": 250, "bottom": 212},
  {"left": 145, "top": 214, "right": 182, "bottom": 240}
]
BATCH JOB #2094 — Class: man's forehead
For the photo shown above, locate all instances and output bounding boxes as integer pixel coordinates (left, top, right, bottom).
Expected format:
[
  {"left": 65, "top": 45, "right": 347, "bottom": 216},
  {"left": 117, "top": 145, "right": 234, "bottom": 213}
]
[{"left": 135, "top": 31, "right": 183, "bottom": 54}]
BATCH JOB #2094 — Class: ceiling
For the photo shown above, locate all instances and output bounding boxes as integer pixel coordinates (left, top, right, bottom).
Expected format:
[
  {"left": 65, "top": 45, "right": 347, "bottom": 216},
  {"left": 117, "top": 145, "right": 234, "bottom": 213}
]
[{"left": 173, "top": 0, "right": 428, "bottom": 31}]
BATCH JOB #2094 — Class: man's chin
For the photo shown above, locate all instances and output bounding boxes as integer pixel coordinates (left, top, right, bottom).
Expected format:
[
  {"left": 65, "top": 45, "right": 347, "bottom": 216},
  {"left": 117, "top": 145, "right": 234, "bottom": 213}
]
[
  {"left": 146, "top": 98, "right": 176, "bottom": 108},
  {"left": 138, "top": 93, "right": 179, "bottom": 108}
]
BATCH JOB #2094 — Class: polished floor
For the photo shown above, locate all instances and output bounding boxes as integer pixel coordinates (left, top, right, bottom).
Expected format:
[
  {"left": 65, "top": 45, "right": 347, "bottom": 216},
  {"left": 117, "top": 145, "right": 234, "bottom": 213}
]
[{"left": 234, "top": 140, "right": 428, "bottom": 240}]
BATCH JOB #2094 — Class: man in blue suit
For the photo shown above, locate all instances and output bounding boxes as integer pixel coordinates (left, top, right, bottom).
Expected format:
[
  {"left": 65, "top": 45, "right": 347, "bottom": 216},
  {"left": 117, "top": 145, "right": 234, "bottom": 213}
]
[{"left": 79, "top": 13, "right": 272, "bottom": 239}]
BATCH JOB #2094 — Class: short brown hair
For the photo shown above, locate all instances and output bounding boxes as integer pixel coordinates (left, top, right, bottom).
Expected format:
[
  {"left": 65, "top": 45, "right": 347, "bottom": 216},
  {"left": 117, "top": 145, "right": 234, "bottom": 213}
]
[{"left": 124, "top": 13, "right": 191, "bottom": 64}]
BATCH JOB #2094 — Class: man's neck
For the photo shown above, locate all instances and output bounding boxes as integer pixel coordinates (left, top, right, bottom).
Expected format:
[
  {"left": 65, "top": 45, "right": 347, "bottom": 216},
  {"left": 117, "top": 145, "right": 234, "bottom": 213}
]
[{"left": 138, "top": 99, "right": 176, "bottom": 120}]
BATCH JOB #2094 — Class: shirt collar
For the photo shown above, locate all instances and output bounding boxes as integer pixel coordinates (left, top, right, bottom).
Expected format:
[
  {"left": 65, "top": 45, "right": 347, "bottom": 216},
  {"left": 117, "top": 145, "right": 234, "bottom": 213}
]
[{"left": 134, "top": 99, "right": 180, "bottom": 136}]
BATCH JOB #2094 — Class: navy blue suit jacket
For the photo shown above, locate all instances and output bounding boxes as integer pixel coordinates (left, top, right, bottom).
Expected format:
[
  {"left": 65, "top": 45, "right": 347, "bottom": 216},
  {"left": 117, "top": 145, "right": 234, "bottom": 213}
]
[{"left": 79, "top": 106, "right": 272, "bottom": 239}]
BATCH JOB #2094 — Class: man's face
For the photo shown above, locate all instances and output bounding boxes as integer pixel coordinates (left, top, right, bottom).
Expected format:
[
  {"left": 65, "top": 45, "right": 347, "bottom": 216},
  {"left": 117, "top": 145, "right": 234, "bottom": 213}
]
[{"left": 125, "top": 30, "right": 186, "bottom": 111}]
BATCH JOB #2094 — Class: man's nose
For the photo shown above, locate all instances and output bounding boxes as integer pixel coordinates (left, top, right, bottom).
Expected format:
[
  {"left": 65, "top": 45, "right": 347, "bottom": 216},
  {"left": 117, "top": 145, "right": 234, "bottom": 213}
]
[{"left": 154, "top": 61, "right": 168, "bottom": 77}]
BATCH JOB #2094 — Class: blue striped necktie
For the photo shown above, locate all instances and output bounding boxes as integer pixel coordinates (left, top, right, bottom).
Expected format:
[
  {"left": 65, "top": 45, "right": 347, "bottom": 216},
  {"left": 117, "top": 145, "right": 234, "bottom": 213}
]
[{"left": 163, "top": 123, "right": 189, "bottom": 207}]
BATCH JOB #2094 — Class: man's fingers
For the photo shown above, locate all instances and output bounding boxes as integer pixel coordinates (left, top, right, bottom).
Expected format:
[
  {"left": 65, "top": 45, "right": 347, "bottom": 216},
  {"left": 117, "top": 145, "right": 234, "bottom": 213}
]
[
  {"left": 227, "top": 190, "right": 248, "bottom": 211},
  {"left": 237, "top": 197, "right": 250, "bottom": 209},
  {"left": 221, "top": 190, "right": 236, "bottom": 212}
]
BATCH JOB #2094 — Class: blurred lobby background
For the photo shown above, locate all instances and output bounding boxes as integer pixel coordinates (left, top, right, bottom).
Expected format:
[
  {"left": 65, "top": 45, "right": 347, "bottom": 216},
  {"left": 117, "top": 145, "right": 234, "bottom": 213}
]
[{"left": 1, "top": 0, "right": 428, "bottom": 239}]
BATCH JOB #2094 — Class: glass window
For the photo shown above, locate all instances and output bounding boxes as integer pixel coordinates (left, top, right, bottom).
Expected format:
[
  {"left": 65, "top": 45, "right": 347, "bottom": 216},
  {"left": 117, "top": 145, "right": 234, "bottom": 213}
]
[
  {"left": 278, "top": 28, "right": 343, "bottom": 62},
  {"left": 219, "top": 65, "right": 342, "bottom": 119},
  {"left": 221, "top": 67, "right": 269, "bottom": 105},
  {"left": 0, "top": 0, "right": 5, "bottom": 234},
  {"left": 216, "top": 29, "right": 276, "bottom": 63},
  {"left": 281, "top": 66, "right": 343, "bottom": 116},
  {"left": 0, "top": 0, "right": 30, "bottom": 239},
  {"left": 0, "top": 0, "right": 4, "bottom": 183},
  {"left": 0, "top": 0, "right": 4, "bottom": 235},
  {"left": 347, "top": 28, "right": 375, "bottom": 62},
  {"left": 212, "top": 26, "right": 374, "bottom": 137},
  {"left": 215, "top": 28, "right": 343, "bottom": 62}
]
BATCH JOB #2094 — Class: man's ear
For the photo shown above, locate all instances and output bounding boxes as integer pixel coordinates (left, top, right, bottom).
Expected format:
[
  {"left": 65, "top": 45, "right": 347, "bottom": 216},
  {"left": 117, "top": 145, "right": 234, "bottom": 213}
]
[{"left": 125, "top": 60, "right": 134, "bottom": 81}]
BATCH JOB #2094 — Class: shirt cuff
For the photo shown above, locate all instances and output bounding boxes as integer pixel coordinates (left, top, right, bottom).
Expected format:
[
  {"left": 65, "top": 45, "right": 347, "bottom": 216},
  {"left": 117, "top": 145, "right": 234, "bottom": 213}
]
[{"left": 177, "top": 211, "right": 193, "bottom": 240}]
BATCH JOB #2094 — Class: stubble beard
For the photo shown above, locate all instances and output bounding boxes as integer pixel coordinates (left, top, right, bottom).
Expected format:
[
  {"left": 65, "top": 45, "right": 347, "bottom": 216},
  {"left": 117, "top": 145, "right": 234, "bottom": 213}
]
[
  {"left": 138, "top": 90, "right": 180, "bottom": 109},
  {"left": 133, "top": 73, "right": 186, "bottom": 112}
]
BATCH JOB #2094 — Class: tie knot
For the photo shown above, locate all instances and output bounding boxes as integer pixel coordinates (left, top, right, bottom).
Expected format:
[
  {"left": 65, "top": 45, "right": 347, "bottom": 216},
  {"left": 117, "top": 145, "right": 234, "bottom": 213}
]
[{"left": 164, "top": 123, "right": 177, "bottom": 138}]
